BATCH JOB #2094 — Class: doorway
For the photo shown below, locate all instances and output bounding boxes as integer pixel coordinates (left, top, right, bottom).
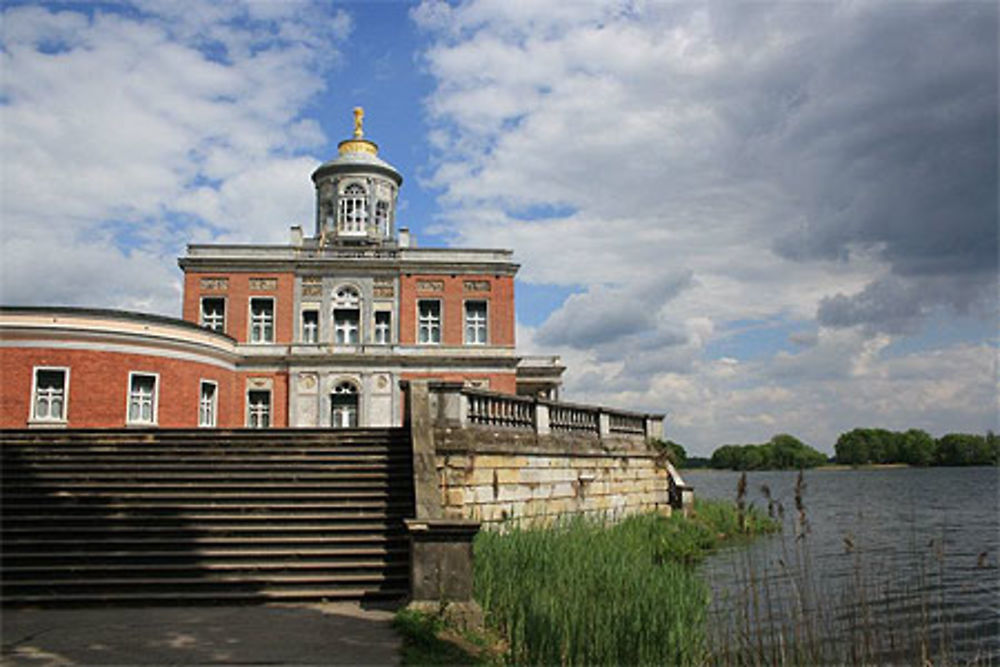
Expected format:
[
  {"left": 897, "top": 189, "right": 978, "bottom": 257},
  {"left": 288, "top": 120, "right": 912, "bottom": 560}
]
[{"left": 331, "top": 381, "right": 359, "bottom": 428}]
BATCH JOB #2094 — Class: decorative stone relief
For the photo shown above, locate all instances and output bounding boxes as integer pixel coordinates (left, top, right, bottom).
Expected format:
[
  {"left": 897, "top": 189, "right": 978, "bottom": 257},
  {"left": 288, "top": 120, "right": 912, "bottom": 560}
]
[
  {"left": 463, "top": 280, "right": 491, "bottom": 292},
  {"left": 373, "top": 278, "right": 394, "bottom": 298},
  {"left": 249, "top": 278, "right": 277, "bottom": 291},
  {"left": 417, "top": 280, "right": 444, "bottom": 292},
  {"left": 248, "top": 377, "right": 273, "bottom": 390},
  {"left": 374, "top": 373, "right": 391, "bottom": 392},
  {"left": 298, "top": 373, "right": 318, "bottom": 393},
  {"left": 199, "top": 277, "right": 229, "bottom": 291},
  {"left": 302, "top": 278, "right": 323, "bottom": 297},
  {"left": 464, "top": 378, "right": 491, "bottom": 390}
]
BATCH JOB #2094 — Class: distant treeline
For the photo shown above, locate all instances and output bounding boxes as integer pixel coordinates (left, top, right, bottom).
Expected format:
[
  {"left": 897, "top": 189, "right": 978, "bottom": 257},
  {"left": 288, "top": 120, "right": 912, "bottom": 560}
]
[
  {"left": 681, "top": 428, "right": 999, "bottom": 470},
  {"left": 834, "top": 428, "right": 998, "bottom": 467},
  {"left": 708, "top": 434, "right": 827, "bottom": 470}
]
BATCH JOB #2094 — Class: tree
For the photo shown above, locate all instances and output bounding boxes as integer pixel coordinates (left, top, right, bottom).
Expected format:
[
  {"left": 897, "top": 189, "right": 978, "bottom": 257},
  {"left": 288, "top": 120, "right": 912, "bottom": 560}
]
[
  {"left": 935, "top": 433, "right": 987, "bottom": 466},
  {"left": 899, "top": 429, "right": 935, "bottom": 466},
  {"left": 652, "top": 439, "right": 688, "bottom": 467},
  {"left": 835, "top": 429, "right": 871, "bottom": 465}
]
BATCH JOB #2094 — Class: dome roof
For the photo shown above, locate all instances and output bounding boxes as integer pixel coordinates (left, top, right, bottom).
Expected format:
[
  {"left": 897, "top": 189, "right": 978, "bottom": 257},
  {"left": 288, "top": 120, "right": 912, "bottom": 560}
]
[{"left": 311, "top": 108, "right": 402, "bottom": 186}]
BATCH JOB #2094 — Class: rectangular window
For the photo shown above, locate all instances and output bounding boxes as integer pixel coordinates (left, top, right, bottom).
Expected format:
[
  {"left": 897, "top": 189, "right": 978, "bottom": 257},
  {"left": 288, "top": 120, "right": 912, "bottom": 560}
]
[
  {"left": 32, "top": 368, "right": 68, "bottom": 422},
  {"left": 250, "top": 298, "right": 274, "bottom": 343},
  {"left": 464, "top": 300, "right": 488, "bottom": 345},
  {"left": 301, "top": 309, "right": 319, "bottom": 343},
  {"left": 127, "top": 373, "right": 158, "bottom": 425},
  {"left": 200, "top": 297, "right": 225, "bottom": 332},
  {"left": 418, "top": 300, "right": 441, "bottom": 344},
  {"left": 199, "top": 381, "right": 217, "bottom": 428},
  {"left": 374, "top": 311, "right": 391, "bottom": 344},
  {"left": 334, "top": 308, "right": 360, "bottom": 345},
  {"left": 247, "top": 390, "right": 271, "bottom": 428}
]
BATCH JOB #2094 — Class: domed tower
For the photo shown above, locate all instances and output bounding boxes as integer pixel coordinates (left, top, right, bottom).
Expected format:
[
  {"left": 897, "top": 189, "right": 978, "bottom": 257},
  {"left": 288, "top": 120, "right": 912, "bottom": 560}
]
[{"left": 311, "top": 108, "right": 403, "bottom": 246}]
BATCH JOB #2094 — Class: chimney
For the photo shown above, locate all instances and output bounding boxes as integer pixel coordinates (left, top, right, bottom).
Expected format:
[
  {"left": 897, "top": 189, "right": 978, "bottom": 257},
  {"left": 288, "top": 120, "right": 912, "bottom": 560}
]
[{"left": 290, "top": 225, "right": 303, "bottom": 246}]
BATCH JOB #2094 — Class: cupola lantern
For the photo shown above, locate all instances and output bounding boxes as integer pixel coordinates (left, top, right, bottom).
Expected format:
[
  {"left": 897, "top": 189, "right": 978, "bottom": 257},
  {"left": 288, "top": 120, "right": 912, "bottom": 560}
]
[{"left": 311, "top": 107, "right": 402, "bottom": 246}]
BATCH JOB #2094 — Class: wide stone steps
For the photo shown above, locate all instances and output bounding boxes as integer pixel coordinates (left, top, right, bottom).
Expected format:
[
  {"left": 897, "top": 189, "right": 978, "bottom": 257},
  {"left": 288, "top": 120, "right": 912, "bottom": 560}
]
[{"left": 1, "top": 428, "right": 415, "bottom": 606}]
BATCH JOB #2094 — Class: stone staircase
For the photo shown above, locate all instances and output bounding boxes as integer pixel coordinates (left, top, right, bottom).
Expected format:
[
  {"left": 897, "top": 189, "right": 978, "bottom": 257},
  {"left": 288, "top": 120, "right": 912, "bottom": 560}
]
[{"left": 0, "top": 428, "right": 414, "bottom": 606}]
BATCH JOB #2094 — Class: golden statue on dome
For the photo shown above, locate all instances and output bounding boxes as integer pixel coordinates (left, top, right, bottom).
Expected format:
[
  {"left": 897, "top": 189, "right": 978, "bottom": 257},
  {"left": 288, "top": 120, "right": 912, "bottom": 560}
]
[
  {"left": 353, "top": 107, "right": 364, "bottom": 138},
  {"left": 338, "top": 107, "right": 377, "bottom": 156}
]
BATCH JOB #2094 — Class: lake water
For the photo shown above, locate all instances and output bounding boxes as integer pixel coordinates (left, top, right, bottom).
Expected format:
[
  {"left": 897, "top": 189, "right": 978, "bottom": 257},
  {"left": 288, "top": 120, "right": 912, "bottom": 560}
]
[{"left": 684, "top": 467, "right": 999, "bottom": 663}]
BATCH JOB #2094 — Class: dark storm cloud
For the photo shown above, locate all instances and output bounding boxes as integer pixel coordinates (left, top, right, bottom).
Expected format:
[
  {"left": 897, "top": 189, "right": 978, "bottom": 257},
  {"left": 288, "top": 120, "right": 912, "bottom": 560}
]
[
  {"left": 817, "top": 273, "right": 994, "bottom": 334},
  {"left": 760, "top": 2, "right": 998, "bottom": 331}
]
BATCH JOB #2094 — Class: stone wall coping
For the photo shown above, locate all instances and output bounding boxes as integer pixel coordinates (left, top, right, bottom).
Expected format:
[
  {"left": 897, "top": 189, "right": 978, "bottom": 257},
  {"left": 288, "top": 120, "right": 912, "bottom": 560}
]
[{"left": 435, "top": 445, "right": 662, "bottom": 460}]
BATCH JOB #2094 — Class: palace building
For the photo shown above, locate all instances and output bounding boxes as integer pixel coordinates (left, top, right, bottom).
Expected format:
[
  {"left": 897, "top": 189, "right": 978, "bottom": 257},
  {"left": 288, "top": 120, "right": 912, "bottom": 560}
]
[{"left": 0, "top": 109, "right": 565, "bottom": 429}]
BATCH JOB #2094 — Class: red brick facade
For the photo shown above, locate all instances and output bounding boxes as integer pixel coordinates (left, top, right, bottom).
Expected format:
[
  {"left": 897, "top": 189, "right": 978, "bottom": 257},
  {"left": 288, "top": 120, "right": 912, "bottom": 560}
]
[
  {"left": 0, "top": 346, "right": 238, "bottom": 429},
  {"left": 183, "top": 272, "right": 295, "bottom": 344},
  {"left": 398, "top": 274, "right": 515, "bottom": 346}
]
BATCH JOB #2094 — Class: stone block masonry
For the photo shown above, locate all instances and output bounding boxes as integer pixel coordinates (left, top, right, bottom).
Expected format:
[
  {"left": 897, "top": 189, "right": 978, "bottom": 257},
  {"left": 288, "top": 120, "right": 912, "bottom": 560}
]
[
  {"left": 434, "top": 431, "right": 674, "bottom": 525},
  {"left": 406, "top": 381, "right": 689, "bottom": 528}
]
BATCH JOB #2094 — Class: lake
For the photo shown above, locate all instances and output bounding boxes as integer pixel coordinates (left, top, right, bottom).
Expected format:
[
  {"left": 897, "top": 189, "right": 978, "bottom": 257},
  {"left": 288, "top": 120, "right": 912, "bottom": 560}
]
[{"left": 684, "top": 467, "right": 999, "bottom": 663}]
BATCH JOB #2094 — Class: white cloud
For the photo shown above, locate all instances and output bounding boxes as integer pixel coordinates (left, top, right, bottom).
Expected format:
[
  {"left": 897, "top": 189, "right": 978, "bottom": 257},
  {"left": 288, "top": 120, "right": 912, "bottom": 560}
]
[
  {"left": 0, "top": 1, "right": 350, "bottom": 314},
  {"left": 414, "top": 0, "right": 998, "bottom": 452}
]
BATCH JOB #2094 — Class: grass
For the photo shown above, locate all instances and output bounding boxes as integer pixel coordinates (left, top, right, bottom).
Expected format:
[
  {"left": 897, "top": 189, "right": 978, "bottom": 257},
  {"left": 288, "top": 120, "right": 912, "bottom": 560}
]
[
  {"left": 394, "top": 607, "right": 504, "bottom": 666},
  {"left": 467, "top": 501, "right": 778, "bottom": 666}
]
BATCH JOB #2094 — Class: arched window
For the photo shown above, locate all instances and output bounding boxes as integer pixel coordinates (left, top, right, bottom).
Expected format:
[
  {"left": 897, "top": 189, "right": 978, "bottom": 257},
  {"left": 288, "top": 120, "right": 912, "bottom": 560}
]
[
  {"left": 333, "top": 285, "right": 361, "bottom": 345},
  {"left": 338, "top": 183, "right": 367, "bottom": 234},
  {"left": 331, "top": 380, "right": 359, "bottom": 428}
]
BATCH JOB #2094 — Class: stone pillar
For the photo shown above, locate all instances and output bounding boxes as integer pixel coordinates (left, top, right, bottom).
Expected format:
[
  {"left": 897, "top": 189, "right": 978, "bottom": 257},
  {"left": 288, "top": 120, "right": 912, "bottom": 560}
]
[
  {"left": 406, "top": 380, "right": 441, "bottom": 520},
  {"left": 598, "top": 410, "right": 611, "bottom": 438},
  {"left": 405, "top": 519, "right": 483, "bottom": 629},
  {"left": 645, "top": 415, "right": 664, "bottom": 441},
  {"left": 430, "top": 381, "right": 466, "bottom": 428},
  {"left": 535, "top": 401, "right": 550, "bottom": 435},
  {"left": 404, "top": 381, "right": 483, "bottom": 627}
]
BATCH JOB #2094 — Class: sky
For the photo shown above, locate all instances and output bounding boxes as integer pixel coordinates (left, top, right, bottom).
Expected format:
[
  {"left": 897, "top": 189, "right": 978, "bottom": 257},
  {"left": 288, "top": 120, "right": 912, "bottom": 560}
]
[{"left": 1, "top": 0, "right": 996, "bottom": 455}]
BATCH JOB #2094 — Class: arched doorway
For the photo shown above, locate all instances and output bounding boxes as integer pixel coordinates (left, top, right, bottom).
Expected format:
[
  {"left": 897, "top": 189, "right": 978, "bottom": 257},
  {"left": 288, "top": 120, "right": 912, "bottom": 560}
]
[{"left": 331, "top": 380, "right": 359, "bottom": 428}]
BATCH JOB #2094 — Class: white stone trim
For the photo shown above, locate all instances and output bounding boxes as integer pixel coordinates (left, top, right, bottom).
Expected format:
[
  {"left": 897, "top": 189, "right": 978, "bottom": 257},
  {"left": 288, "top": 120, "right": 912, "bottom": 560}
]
[
  {"left": 198, "top": 378, "right": 218, "bottom": 428},
  {"left": 1, "top": 340, "right": 236, "bottom": 370},
  {"left": 463, "top": 298, "right": 489, "bottom": 346},
  {"left": 28, "top": 365, "right": 70, "bottom": 426},
  {"left": 248, "top": 296, "right": 276, "bottom": 344},
  {"left": 126, "top": 371, "right": 160, "bottom": 426}
]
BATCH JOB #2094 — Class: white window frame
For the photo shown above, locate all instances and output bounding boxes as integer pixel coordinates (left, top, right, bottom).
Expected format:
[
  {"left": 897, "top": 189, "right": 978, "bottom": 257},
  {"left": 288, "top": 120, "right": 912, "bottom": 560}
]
[
  {"left": 29, "top": 366, "right": 70, "bottom": 424},
  {"left": 198, "top": 380, "right": 218, "bottom": 428},
  {"left": 200, "top": 296, "right": 226, "bottom": 333},
  {"left": 301, "top": 309, "right": 319, "bottom": 344},
  {"left": 338, "top": 182, "right": 368, "bottom": 235},
  {"left": 418, "top": 300, "right": 442, "bottom": 345},
  {"left": 332, "top": 285, "right": 362, "bottom": 345},
  {"left": 249, "top": 297, "right": 275, "bottom": 344},
  {"left": 333, "top": 308, "right": 361, "bottom": 345},
  {"left": 246, "top": 390, "right": 271, "bottom": 429},
  {"left": 464, "top": 299, "right": 489, "bottom": 345},
  {"left": 126, "top": 372, "right": 159, "bottom": 426},
  {"left": 373, "top": 310, "right": 392, "bottom": 345}
]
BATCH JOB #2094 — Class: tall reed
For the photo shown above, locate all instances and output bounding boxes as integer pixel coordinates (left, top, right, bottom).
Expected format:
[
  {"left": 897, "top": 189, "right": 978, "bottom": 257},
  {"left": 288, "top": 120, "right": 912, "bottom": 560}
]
[
  {"left": 705, "top": 473, "right": 997, "bottom": 666},
  {"left": 474, "top": 504, "right": 778, "bottom": 666}
]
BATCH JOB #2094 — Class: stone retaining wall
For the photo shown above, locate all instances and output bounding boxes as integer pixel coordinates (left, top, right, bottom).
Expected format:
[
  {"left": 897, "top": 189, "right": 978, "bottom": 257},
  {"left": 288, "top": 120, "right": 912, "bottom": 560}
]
[{"left": 406, "top": 381, "right": 690, "bottom": 527}]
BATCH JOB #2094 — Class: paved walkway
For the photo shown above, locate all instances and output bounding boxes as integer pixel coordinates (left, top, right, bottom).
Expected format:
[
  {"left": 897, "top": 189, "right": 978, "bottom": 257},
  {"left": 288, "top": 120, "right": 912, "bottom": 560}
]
[{"left": 1, "top": 602, "right": 401, "bottom": 665}]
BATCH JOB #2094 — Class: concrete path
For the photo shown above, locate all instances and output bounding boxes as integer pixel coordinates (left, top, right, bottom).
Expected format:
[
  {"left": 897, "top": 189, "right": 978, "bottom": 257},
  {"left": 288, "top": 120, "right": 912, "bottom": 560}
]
[{"left": 1, "top": 602, "right": 401, "bottom": 666}]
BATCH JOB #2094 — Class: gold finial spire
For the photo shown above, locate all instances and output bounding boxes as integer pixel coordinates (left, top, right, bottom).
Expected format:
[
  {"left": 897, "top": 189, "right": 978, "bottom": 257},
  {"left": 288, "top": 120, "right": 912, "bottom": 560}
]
[
  {"left": 337, "top": 106, "right": 378, "bottom": 156},
  {"left": 353, "top": 107, "right": 364, "bottom": 138}
]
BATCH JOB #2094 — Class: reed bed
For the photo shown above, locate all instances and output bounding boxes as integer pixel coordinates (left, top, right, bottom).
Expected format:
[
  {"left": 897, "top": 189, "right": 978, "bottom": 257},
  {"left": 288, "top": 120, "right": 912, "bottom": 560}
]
[
  {"left": 473, "top": 503, "right": 778, "bottom": 666},
  {"left": 706, "top": 472, "right": 998, "bottom": 666}
]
